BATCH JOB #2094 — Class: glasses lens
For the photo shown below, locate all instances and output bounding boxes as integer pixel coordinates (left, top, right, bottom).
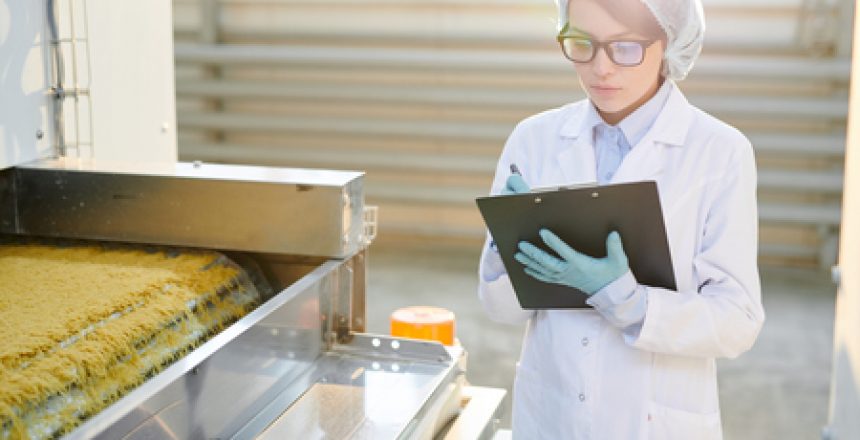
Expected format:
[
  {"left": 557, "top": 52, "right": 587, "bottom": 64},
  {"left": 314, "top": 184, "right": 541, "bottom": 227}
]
[
  {"left": 608, "top": 42, "right": 644, "bottom": 66},
  {"left": 562, "top": 38, "right": 594, "bottom": 62}
]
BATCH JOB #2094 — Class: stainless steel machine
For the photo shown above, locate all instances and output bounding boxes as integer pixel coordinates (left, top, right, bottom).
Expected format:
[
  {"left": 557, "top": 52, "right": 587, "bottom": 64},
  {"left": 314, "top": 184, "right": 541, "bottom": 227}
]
[
  {"left": 0, "top": 157, "right": 504, "bottom": 439},
  {"left": 1, "top": 2, "right": 504, "bottom": 437}
]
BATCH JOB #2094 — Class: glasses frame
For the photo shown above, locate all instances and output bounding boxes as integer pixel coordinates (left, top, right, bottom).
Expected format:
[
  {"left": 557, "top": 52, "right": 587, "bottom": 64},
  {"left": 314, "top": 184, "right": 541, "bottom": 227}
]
[{"left": 556, "top": 25, "right": 658, "bottom": 67}]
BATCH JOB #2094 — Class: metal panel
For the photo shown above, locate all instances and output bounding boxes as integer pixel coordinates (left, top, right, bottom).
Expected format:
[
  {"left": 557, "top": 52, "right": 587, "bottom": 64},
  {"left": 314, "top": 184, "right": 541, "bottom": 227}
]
[
  {"left": 85, "top": 0, "right": 178, "bottom": 162},
  {"left": 63, "top": 255, "right": 462, "bottom": 440},
  {"left": 253, "top": 334, "right": 461, "bottom": 440},
  {"left": 824, "top": 2, "right": 860, "bottom": 437},
  {"left": 0, "top": 0, "right": 53, "bottom": 169},
  {"left": 66, "top": 258, "right": 345, "bottom": 440},
  {"left": 1, "top": 158, "right": 365, "bottom": 258}
]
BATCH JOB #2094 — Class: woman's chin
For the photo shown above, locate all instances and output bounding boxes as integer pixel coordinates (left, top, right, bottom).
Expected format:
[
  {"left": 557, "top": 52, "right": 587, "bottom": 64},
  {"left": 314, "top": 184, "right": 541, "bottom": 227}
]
[{"left": 591, "top": 99, "right": 629, "bottom": 116}]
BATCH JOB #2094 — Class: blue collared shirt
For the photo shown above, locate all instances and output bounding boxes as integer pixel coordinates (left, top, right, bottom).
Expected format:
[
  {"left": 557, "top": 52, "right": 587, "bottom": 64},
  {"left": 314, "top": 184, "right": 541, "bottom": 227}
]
[
  {"left": 585, "top": 79, "right": 673, "bottom": 184},
  {"left": 583, "top": 80, "right": 674, "bottom": 332}
]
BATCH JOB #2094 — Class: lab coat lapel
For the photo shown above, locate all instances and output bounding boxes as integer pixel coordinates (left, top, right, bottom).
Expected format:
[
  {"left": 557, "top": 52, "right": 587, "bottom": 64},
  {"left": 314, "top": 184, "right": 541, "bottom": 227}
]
[
  {"left": 610, "top": 84, "right": 694, "bottom": 184},
  {"left": 556, "top": 135, "right": 598, "bottom": 184},
  {"left": 557, "top": 102, "right": 598, "bottom": 184},
  {"left": 609, "top": 134, "right": 666, "bottom": 184}
]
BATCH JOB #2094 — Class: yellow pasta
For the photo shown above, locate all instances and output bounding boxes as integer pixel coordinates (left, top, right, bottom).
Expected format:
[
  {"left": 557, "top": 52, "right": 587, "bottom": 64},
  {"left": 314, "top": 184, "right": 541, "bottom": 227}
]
[{"left": 0, "top": 242, "right": 260, "bottom": 439}]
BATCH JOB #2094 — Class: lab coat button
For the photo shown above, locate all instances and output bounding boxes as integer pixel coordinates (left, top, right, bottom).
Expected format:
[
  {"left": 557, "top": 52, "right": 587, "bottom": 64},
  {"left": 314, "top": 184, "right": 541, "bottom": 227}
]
[
  {"left": 581, "top": 337, "right": 589, "bottom": 346},
  {"left": 578, "top": 393, "right": 586, "bottom": 402}
]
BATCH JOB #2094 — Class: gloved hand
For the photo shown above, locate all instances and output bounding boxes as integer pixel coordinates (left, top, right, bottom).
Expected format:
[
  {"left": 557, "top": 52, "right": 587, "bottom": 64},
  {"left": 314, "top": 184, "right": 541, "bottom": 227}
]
[
  {"left": 515, "top": 229, "right": 630, "bottom": 295},
  {"left": 501, "top": 174, "right": 529, "bottom": 195}
]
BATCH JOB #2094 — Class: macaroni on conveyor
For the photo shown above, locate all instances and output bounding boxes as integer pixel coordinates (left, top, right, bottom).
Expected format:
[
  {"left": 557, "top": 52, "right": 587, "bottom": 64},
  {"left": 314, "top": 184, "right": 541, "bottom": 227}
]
[{"left": 0, "top": 241, "right": 262, "bottom": 440}]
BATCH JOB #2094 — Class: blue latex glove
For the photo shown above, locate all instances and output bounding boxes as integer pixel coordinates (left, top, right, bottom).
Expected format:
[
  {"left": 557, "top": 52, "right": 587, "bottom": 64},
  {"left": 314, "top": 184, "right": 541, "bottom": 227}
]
[
  {"left": 515, "top": 229, "right": 630, "bottom": 295},
  {"left": 501, "top": 174, "right": 529, "bottom": 195}
]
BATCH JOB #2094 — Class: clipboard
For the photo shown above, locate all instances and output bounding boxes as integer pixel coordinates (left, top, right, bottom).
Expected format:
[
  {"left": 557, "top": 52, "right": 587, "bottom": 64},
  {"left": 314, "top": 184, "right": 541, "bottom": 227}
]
[{"left": 475, "top": 181, "right": 676, "bottom": 309}]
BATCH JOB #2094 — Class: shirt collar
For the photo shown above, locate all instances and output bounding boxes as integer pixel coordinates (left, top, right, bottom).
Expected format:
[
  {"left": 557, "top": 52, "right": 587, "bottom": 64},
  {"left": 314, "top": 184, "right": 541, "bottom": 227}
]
[
  {"left": 560, "top": 79, "right": 680, "bottom": 146},
  {"left": 582, "top": 99, "right": 606, "bottom": 135},
  {"left": 616, "top": 78, "right": 673, "bottom": 147}
]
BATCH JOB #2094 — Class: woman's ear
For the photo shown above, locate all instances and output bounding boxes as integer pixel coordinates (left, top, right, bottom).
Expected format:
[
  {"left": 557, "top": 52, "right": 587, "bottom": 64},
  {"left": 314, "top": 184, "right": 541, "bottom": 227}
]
[{"left": 660, "top": 61, "right": 669, "bottom": 79}]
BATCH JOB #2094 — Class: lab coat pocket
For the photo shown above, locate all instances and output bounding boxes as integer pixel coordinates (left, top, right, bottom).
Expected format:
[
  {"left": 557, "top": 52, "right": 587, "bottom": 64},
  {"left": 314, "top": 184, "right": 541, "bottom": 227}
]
[{"left": 646, "top": 401, "right": 722, "bottom": 440}]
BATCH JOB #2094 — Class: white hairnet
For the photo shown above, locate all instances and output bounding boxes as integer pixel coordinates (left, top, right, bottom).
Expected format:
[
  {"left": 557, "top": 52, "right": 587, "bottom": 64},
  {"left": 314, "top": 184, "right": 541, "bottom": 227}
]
[{"left": 554, "top": 0, "right": 705, "bottom": 81}]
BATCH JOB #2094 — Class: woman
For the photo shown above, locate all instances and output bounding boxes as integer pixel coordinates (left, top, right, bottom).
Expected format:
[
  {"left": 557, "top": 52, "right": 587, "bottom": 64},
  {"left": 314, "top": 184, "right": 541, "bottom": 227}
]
[{"left": 477, "top": 0, "right": 765, "bottom": 438}]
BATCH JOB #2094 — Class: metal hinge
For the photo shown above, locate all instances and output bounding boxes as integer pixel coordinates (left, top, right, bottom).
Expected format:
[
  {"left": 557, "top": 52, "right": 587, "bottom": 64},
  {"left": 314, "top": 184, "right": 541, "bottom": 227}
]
[
  {"left": 362, "top": 205, "right": 379, "bottom": 246},
  {"left": 832, "top": 265, "right": 841, "bottom": 289}
]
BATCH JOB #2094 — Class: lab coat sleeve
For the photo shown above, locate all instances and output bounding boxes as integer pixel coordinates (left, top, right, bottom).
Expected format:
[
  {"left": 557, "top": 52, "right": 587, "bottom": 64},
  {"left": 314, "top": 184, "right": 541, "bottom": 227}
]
[
  {"left": 478, "top": 237, "right": 535, "bottom": 324},
  {"left": 476, "top": 123, "right": 536, "bottom": 325},
  {"left": 481, "top": 240, "right": 507, "bottom": 283},
  {"left": 625, "top": 143, "right": 765, "bottom": 359},
  {"left": 587, "top": 271, "right": 648, "bottom": 332}
]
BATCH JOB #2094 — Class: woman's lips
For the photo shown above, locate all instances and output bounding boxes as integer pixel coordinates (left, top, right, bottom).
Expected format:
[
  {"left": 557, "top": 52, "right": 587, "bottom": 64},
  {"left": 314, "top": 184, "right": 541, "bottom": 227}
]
[{"left": 590, "top": 85, "right": 622, "bottom": 97}]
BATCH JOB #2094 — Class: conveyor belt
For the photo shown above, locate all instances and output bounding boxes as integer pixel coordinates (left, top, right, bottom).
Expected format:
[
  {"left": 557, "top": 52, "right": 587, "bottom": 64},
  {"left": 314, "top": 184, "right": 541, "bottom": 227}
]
[{"left": 0, "top": 240, "right": 263, "bottom": 440}]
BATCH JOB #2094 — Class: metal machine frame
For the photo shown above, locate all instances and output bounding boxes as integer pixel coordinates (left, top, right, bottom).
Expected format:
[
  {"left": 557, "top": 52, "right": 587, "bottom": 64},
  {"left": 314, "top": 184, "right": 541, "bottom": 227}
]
[{"left": 0, "top": 158, "right": 500, "bottom": 439}]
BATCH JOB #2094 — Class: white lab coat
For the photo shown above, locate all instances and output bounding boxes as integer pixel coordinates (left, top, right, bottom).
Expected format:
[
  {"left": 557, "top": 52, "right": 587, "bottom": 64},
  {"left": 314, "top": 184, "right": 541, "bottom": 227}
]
[{"left": 478, "top": 81, "right": 765, "bottom": 439}]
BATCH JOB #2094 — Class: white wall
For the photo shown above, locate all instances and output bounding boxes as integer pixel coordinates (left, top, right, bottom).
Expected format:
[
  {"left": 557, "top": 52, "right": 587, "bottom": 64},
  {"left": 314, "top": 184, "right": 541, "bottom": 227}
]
[
  {"left": 0, "top": 0, "right": 177, "bottom": 168},
  {"left": 827, "top": 3, "right": 860, "bottom": 437},
  {"left": 0, "top": 0, "right": 53, "bottom": 169},
  {"left": 85, "top": 0, "right": 177, "bottom": 162}
]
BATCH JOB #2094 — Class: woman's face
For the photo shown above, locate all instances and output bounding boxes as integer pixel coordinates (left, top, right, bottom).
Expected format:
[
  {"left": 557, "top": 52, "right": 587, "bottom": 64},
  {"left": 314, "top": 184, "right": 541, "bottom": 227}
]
[{"left": 567, "top": 0, "right": 665, "bottom": 124}]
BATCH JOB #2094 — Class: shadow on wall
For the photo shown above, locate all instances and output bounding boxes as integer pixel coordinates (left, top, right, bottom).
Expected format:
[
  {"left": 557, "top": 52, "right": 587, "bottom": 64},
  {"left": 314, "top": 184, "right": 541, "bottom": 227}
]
[{"left": 0, "top": 0, "right": 46, "bottom": 165}]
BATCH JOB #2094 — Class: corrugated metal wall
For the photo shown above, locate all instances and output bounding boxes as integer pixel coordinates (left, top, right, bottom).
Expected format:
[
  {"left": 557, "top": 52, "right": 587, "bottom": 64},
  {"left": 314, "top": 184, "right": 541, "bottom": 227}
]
[{"left": 172, "top": 0, "right": 852, "bottom": 268}]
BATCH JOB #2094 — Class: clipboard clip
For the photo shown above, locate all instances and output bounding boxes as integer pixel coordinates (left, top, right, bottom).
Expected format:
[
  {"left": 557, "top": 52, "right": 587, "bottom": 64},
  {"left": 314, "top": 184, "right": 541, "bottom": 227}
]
[{"left": 534, "top": 192, "right": 598, "bottom": 203}]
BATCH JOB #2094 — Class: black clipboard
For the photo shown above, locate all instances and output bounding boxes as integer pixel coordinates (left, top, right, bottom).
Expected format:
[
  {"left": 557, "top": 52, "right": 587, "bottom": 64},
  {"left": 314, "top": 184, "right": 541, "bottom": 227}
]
[{"left": 475, "top": 181, "right": 676, "bottom": 309}]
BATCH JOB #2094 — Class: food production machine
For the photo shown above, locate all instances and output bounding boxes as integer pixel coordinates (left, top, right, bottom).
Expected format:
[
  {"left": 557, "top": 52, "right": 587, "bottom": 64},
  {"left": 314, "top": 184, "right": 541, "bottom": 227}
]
[{"left": 0, "top": 158, "right": 504, "bottom": 439}]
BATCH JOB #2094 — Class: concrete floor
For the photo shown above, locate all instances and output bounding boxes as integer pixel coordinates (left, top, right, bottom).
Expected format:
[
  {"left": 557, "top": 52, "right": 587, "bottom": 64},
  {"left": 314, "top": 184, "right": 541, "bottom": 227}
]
[{"left": 365, "top": 238, "right": 836, "bottom": 440}]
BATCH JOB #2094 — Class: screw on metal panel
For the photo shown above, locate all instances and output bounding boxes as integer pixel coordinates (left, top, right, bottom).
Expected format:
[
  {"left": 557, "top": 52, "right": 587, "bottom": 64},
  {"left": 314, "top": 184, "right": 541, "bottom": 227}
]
[{"left": 36, "top": 130, "right": 44, "bottom": 139}]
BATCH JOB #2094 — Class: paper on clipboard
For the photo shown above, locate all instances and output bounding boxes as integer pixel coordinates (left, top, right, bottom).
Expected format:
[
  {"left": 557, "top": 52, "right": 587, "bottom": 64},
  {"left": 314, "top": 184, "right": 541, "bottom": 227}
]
[{"left": 529, "top": 181, "right": 598, "bottom": 193}]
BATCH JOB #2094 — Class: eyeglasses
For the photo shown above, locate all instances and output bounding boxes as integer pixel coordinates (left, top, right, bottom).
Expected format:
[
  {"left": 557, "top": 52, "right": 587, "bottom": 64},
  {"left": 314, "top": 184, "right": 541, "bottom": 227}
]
[{"left": 557, "top": 27, "right": 657, "bottom": 67}]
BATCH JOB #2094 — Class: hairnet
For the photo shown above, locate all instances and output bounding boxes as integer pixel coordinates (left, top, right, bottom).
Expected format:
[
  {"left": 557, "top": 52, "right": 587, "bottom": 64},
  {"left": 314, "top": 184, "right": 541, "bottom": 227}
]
[{"left": 554, "top": 0, "right": 705, "bottom": 81}]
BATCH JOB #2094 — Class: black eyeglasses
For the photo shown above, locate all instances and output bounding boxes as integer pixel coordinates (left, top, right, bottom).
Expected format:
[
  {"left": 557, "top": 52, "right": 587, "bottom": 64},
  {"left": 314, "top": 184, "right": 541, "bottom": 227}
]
[{"left": 557, "top": 24, "right": 658, "bottom": 67}]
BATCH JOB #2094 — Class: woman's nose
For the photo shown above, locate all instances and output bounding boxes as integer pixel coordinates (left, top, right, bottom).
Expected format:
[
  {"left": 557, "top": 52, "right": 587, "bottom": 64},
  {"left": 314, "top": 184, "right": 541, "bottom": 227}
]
[{"left": 591, "top": 46, "right": 615, "bottom": 77}]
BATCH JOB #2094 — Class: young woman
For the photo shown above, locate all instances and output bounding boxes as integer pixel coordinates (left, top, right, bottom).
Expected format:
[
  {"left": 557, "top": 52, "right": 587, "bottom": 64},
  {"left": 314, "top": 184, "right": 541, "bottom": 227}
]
[{"left": 477, "top": 0, "right": 765, "bottom": 438}]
